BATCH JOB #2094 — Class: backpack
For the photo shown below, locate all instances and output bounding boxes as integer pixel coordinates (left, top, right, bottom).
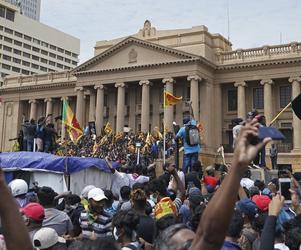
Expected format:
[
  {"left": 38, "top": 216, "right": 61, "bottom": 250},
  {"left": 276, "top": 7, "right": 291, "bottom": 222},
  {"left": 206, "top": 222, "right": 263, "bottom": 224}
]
[{"left": 185, "top": 125, "right": 200, "bottom": 146}]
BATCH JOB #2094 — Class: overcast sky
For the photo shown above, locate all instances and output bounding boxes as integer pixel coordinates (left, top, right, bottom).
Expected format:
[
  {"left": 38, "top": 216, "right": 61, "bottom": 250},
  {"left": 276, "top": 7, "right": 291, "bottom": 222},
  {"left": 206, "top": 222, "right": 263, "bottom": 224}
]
[{"left": 41, "top": 0, "right": 301, "bottom": 63}]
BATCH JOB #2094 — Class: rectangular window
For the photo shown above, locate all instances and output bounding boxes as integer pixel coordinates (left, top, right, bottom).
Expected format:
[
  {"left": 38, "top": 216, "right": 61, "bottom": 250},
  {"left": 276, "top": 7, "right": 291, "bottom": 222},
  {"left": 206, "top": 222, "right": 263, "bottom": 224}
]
[
  {"left": 23, "top": 43, "right": 31, "bottom": 50},
  {"left": 65, "top": 50, "right": 71, "bottom": 56},
  {"left": 2, "top": 64, "right": 11, "bottom": 70},
  {"left": 14, "top": 40, "right": 22, "bottom": 46},
  {"left": 40, "top": 58, "right": 47, "bottom": 64},
  {"left": 12, "top": 66, "right": 20, "bottom": 72},
  {"left": 3, "top": 54, "right": 11, "bottom": 61},
  {"left": 49, "top": 52, "right": 56, "bottom": 58},
  {"left": 15, "top": 31, "right": 23, "bottom": 38},
  {"left": 21, "top": 69, "right": 30, "bottom": 75},
  {"left": 13, "top": 57, "right": 21, "bottom": 64},
  {"left": 65, "top": 58, "right": 71, "bottom": 63},
  {"left": 228, "top": 89, "right": 237, "bottom": 111},
  {"left": 41, "top": 50, "right": 48, "bottom": 56},
  {"left": 32, "top": 55, "right": 39, "bottom": 61},
  {"left": 0, "top": 6, "right": 5, "bottom": 18},
  {"left": 253, "top": 87, "right": 264, "bottom": 109},
  {"left": 3, "top": 45, "right": 12, "bottom": 52},
  {"left": 32, "top": 63, "right": 39, "bottom": 69},
  {"left": 4, "top": 36, "right": 12, "bottom": 43},
  {"left": 32, "top": 38, "right": 40, "bottom": 45},
  {"left": 57, "top": 47, "right": 64, "bottom": 53},
  {"left": 6, "top": 9, "right": 15, "bottom": 21},
  {"left": 32, "top": 46, "right": 40, "bottom": 52},
  {"left": 23, "top": 52, "right": 30, "bottom": 58},
  {"left": 4, "top": 28, "right": 13, "bottom": 34},
  {"left": 13, "top": 48, "right": 21, "bottom": 55},
  {"left": 280, "top": 86, "right": 292, "bottom": 108},
  {"left": 49, "top": 60, "right": 55, "bottom": 66},
  {"left": 72, "top": 60, "right": 77, "bottom": 65},
  {"left": 64, "top": 66, "right": 71, "bottom": 70},
  {"left": 57, "top": 55, "right": 63, "bottom": 61},
  {"left": 22, "top": 60, "right": 30, "bottom": 67},
  {"left": 24, "top": 35, "right": 32, "bottom": 41},
  {"left": 50, "top": 45, "right": 56, "bottom": 50},
  {"left": 40, "top": 66, "right": 47, "bottom": 72},
  {"left": 57, "top": 63, "right": 63, "bottom": 68},
  {"left": 41, "top": 41, "right": 48, "bottom": 48},
  {"left": 72, "top": 53, "right": 78, "bottom": 58}
]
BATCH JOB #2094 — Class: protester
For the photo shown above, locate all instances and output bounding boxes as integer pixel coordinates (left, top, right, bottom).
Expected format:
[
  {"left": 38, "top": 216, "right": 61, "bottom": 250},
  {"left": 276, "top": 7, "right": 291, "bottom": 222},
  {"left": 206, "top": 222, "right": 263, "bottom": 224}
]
[
  {"left": 269, "top": 144, "right": 278, "bottom": 169},
  {"left": 8, "top": 178, "right": 29, "bottom": 208},
  {"left": 33, "top": 227, "right": 66, "bottom": 250}
]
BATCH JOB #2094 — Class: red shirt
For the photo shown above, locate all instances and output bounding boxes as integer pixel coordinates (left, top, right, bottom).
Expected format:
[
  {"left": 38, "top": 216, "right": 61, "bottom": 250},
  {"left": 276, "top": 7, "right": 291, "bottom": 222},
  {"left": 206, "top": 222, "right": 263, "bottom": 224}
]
[{"left": 203, "top": 176, "right": 218, "bottom": 188}]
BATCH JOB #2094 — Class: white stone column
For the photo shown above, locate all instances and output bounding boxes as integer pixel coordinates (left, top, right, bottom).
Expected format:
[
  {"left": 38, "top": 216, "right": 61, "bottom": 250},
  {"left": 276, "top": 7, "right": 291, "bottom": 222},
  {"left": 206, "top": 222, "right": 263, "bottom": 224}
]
[
  {"left": 188, "top": 75, "right": 201, "bottom": 121},
  {"left": 289, "top": 76, "right": 301, "bottom": 152},
  {"left": 115, "top": 82, "right": 125, "bottom": 132},
  {"left": 75, "top": 87, "right": 84, "bottom": 127},
  {"left": 29, "top": 99, "right": 37, "bottom": 121},
  {"left": 139, "top": 80, "right": 150, "bottom": 132},
  {"left": 234, "top": 81, "right": 247, "bottom": 119},
  {"left": 260, "top": 79, "right": 274, "bottom": 125},
  {"left": 95, "top": 84, "right": 104, "bottom": 135},
  {"left": 44, "top": 98, "right": 53, "bottom": 123},
  {"left": 88, "top": 89, "right": 96, "bottom": 122},
  {"left": 163, "top": 78, "right": 175, "bottom": 131}
]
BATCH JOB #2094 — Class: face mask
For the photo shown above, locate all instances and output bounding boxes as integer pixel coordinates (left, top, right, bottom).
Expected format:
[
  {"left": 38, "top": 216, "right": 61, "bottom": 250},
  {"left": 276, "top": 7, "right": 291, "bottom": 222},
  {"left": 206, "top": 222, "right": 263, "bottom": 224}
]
[{"left": 150, "top": 194, "right": 157, "bottom": 204}]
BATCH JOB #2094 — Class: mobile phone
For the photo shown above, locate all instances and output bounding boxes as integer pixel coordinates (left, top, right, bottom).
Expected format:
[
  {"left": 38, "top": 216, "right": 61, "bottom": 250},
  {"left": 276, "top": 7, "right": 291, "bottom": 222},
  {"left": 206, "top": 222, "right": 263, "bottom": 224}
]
[
  {"left": 279, "top": 178, "right": 291, "bottom": 204},
  {"left": 258, "top": 127, "right": 285, "bottom": 141}
]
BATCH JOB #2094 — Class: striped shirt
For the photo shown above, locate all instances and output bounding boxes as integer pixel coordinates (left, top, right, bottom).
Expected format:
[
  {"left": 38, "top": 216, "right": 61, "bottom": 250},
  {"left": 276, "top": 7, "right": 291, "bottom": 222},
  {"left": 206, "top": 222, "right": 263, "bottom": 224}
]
[{"left": 79, "top": 209, "right": 112, "bottom": 238}]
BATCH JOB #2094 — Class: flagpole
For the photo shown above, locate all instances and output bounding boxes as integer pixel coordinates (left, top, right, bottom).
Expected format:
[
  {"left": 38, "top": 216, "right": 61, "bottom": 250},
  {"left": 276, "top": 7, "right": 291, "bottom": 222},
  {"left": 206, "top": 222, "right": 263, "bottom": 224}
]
[
  {"left": 61, "top": 98, "right": 66, "bottom": 144},
  {"left": 163, "top": 88, "right": 166, "bottom": 165},
  {"left": 269, "top": 102, "right": 292, "bottom": 127}
]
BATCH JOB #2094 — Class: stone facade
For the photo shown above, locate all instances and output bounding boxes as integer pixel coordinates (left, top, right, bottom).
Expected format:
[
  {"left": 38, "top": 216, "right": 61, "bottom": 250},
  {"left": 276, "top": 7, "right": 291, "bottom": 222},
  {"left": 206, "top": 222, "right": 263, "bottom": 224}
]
[{"left": 1, "top": 20, "right": 301, "bottom": 170}]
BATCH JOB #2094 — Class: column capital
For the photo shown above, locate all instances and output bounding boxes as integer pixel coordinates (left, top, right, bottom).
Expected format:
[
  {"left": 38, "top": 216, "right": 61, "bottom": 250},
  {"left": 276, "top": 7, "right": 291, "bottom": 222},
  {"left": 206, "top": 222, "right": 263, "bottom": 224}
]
[
  {"left": 60, "top": 97, "right": 69, "bottom": 101},
  {"left": 139, "top": 80, "right": 150, "bottom": 86},
  {"left": 94, "top": 84, "right": 104, "bottom": 90},
  {"left": 29, "top": 99, "right": 37, "bottom": 104},
  {"left": 44, "top": 98, "right": 52, "bottom": 103},
  {"left": 74, "top": 86, "right": 84, "bottom": 92},
  {"left": 289, "top": 76, "right": 301, "bottom": 83},
  {"left": 162, "top": 78, "right": 175, "bottom": 84},
  {"left": 260, "top": 79, "right": 274, "bottom": 86},
  {"left": 187, "top": 75, "right": 202, "bottom": 82},
  {"left": 115, "top": 82, "right": 125, "bottom": 88},
  {"left": 234, "top": 81, "right": 247, "bottom": 88}
]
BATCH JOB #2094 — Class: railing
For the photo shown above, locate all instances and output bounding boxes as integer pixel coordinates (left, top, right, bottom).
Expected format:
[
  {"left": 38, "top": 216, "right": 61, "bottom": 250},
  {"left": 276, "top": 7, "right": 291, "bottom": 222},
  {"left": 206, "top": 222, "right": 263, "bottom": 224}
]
[
  {"left": 216, "top": 42, "right": 301, "bottom": 64},
  {"left": 223, "top": 144, "right": 234, "bottom": 153},
  {"left": 1, "top": 70, "right": 76, "bottom": 87},
  {"left": 277, "top": 143, "right": 293, "bottom": 153}
]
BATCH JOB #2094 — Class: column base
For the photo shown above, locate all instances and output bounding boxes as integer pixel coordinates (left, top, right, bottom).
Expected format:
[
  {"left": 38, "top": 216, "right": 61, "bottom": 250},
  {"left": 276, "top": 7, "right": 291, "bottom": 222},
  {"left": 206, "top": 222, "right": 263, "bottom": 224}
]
[{"left": 291, "top": 148, "right": 301, "bottom": 154}]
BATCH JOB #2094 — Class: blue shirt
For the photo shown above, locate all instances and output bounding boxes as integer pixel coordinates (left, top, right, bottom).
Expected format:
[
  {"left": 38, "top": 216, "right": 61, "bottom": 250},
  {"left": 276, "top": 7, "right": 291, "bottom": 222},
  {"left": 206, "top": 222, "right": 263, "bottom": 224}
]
[{"left": 176, "top": 120, "right": 200, "bottom": 154}]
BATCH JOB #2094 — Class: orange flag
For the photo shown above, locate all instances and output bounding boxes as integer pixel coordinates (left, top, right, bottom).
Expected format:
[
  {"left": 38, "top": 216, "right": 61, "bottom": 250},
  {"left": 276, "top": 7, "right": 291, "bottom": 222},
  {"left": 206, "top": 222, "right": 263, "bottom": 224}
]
[{"left": 164, "top": 91, "right": 182, "bottom": 107}]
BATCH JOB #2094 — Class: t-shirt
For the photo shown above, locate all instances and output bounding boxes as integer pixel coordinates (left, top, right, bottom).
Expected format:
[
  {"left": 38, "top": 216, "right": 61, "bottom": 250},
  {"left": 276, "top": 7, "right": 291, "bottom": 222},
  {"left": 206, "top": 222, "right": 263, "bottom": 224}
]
[
  {"left": 176, "top": 120, "right": 200, "bottom": 155},
  {"left": 203, "top": 176, "right": 218, "bottom": 189},
  {"left": 185, "top": 171, "right": 201, "bottom": 190},
  {"left": 221, "top": 240, "right": 242, "bottom": 250},
  {"left": 42, "top": 208, "right": 73, "bottom": 236},
  {"left": 79, "top": 209, "right": 112, "bottom": 239},
  {"left": 137, "top": 215, "right": 156, "bottom": 244},
  {"left": 240, "top": 178, "right": 254, "bottom": 190}
]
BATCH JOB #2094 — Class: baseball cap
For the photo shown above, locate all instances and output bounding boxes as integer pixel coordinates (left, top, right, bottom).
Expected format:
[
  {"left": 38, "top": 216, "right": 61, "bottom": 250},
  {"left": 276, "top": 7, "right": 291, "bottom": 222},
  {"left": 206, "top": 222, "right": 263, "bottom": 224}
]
[
  {"left": 80, "top": 185, "right": 96, "bottom": 198},
  {"left": 236, "top": 198, "right": 258, "bottom": 218},
  {"left": 33, "top": 227, "right": 65, "bottom": 250},
  {"left": 188, "top": 187, "right": 203, "bottom": 205},
  {"left": 20, "top": 202, "right": 45, "bottom": 222},
  {"left": 183, "top": 117, "right": 190, "bottom": 125},
  {"left": 154, "top": 197, "right": 177, "bottom": 220},
  {"left": 88, "top": 188, "right": 107, "bottom": 202},
  {"left": 252, "top": 195, "right": 271, "bottom": 212}
]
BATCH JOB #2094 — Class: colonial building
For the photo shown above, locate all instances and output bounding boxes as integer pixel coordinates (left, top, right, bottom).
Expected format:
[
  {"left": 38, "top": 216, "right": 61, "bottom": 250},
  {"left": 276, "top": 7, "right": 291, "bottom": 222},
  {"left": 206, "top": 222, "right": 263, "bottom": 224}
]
[{"left": 1, "top": 21, "right": 301, "bottom": 170}]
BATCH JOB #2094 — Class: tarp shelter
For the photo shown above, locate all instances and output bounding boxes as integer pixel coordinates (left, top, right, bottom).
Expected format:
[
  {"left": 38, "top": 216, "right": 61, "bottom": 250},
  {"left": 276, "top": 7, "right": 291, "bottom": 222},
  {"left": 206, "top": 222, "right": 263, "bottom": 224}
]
[{"left": 0, "top": 152, "right": 117, "bottom": 195}]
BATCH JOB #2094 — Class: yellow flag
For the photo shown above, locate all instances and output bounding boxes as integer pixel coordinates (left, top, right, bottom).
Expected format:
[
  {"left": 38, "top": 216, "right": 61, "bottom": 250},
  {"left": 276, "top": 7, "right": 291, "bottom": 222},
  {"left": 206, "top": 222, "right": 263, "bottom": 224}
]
[
  {"left": 104, "top": 122, "right": 113, "bottom": 135},
  {"left": 164, "top": 90, "right": 182, "bottom": 107}
]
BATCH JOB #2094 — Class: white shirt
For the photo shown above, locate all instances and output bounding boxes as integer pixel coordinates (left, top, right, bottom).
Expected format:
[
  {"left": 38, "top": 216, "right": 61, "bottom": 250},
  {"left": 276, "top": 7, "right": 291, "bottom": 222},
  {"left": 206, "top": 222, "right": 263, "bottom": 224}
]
[
  {"left": 168, "top": 171, "right": 185, "bottom": 190},
  {"left": 240, "top": 178, "right": 254, "bottom": 190},
  {"left": 274, "top": 243, "right": 289, "bottom": 250}
]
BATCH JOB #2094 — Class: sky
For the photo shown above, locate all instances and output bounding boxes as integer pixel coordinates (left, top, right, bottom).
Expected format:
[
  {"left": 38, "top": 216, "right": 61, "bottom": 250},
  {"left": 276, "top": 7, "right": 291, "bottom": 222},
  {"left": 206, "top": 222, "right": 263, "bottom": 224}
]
[{"left": 40, "top": 0, "right": 301, "bottom": 63}]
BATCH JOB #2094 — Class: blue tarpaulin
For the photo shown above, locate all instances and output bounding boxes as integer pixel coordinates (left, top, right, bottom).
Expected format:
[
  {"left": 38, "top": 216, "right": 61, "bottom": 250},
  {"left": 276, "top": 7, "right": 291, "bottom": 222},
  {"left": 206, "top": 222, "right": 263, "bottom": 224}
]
[{"left": 0, "top": 152, "right": 118, "bottom": 174}]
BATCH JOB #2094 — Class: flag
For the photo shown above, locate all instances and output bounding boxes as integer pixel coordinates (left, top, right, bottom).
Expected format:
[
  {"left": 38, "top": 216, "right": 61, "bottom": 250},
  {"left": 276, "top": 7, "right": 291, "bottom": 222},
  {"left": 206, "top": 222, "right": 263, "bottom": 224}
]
[
  {"left": 292, "top": 93, "right": 301, "bottom": 120},
  {"left": 145, "top": 132, "right": 153, "bottom": 145},
  {"left": 164, "top": 91, "right": 182, "bottom": 107},
  {"left": 104, "top": 122, "right": 113, "bottom": 135},
  {"left": 62, "top": 99, "right": 83, "bottom": 143}
]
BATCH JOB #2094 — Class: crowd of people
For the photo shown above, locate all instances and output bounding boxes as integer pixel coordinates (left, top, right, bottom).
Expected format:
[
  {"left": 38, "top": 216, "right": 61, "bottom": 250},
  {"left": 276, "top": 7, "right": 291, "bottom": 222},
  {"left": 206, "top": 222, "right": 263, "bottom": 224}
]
[{"left": 1, "top": 117, "right": 301, "bottom": 250}]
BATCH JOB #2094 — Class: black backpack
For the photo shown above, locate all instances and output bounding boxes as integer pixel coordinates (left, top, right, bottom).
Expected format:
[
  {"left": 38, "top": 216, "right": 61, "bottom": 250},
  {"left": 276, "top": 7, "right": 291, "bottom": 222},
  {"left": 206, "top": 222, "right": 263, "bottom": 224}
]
[{"left": 185, "top": 125, "right": 200, "bottom": 146}]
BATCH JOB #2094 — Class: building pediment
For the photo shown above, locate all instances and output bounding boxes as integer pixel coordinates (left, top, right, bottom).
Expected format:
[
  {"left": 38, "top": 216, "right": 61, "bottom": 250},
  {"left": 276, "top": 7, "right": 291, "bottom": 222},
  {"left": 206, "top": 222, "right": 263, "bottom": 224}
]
[{"left": 73, "top": 37, "right": 199, "bottom": 74}]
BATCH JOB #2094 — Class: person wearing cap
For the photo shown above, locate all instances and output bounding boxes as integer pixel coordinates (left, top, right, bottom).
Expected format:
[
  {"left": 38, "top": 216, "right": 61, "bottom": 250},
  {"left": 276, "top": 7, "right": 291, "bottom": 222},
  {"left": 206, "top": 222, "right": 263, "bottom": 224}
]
[
  {"left": 203, "top": 166, "right": 218, "bottom": 191},
  {"left": 79, "top": 187, "right": 113, "bottom": 239},
  {"left": 175, "top": 117, "right": 201, "bottom": 174},
  {"left": 33, "top": 227, "right": 66, "bottom": 250},
  {"left": 8, "top": 179, "right": 29, "bottom": 208},
  {"left": 20, "top": 202, "right": 45, "bottom": 242}
]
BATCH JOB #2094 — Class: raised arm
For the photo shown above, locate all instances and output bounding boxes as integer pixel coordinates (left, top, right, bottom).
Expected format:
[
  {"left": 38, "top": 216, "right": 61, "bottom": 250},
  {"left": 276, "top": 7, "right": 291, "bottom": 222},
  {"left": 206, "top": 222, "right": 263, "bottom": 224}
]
[
  {"left": 191, "top": 119, "right": 271, "bottom": 250},
  {"left": 0, "top": 168, "right": 32, "bottom": 250},
  {"left": 167, "top": 164, "right": 185, "bottom": 201}
]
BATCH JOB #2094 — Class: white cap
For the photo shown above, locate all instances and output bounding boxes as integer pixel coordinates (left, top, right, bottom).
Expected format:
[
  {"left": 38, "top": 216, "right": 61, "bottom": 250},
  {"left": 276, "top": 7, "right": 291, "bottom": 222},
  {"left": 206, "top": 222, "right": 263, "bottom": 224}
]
[
  {"left": 33, "top": 228, "right": 65, "bottom": 250},
  {"left": 8, "top": 179, "right": 28, "bottom": 197},
  {"left": 80, "top": 185, "right": 96, "bottom": 198},
  {"left": 88, "top": 188, "right": 107, "bottom": 201}
]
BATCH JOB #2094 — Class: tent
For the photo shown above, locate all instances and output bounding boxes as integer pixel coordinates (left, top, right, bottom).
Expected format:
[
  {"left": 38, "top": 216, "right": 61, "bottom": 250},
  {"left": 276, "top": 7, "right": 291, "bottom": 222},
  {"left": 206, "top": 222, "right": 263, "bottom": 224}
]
[{"left": 0, "top": 152, "right": 117, "bottom": 195}]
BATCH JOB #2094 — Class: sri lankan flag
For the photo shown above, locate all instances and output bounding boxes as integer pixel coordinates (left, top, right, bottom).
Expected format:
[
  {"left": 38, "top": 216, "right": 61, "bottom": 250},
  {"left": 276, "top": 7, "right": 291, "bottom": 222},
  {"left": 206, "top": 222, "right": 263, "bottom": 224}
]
[
  {"left": 62, "top": 99, "right": 83, "bottom": 143},
  {"left": 164, "top": 91, "right": 182, "bottom": 107},
  {"left": 104, "top": 122, "right": 113, "bottom": 135}
]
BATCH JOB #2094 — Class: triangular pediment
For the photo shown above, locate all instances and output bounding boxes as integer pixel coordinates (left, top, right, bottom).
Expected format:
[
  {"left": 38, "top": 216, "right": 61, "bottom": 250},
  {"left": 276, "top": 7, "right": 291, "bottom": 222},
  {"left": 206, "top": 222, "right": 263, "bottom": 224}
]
[{"left": 73, "top": 37, "right": 199, "bottom": 73}]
